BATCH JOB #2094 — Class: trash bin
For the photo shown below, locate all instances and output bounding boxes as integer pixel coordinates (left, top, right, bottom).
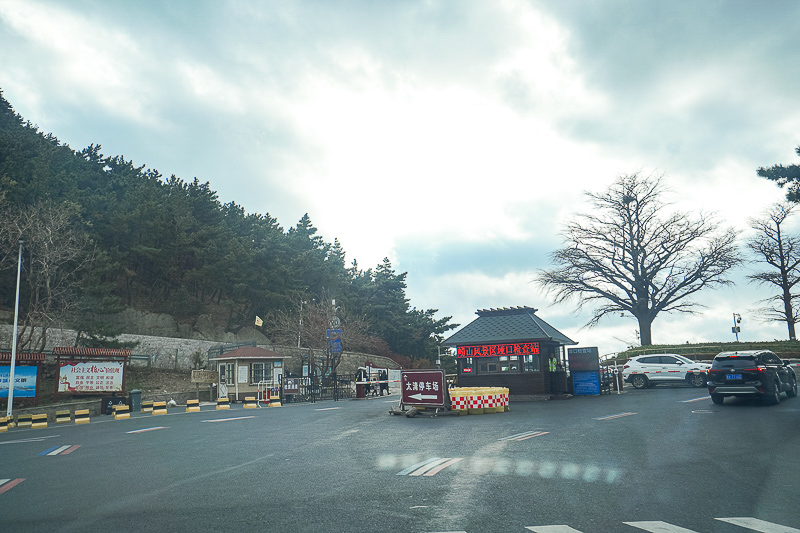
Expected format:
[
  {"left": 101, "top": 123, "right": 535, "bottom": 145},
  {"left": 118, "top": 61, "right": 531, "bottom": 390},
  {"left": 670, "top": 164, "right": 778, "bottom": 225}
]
[
  {"left": 129, "top": 389, "right": 142, "bottom": 412},
  {"left": 102, "top": 395, "right": 127, "bottom": 415},
  {"left": 356, "top": 383, "right": 365, "bottom": 399}
]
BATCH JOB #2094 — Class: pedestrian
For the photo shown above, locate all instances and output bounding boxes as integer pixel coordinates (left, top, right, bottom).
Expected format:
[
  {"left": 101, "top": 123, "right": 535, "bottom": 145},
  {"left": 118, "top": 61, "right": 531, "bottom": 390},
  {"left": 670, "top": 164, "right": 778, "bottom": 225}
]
[{"left": 379, "top": 370, "right": 389, "bottom": 396}]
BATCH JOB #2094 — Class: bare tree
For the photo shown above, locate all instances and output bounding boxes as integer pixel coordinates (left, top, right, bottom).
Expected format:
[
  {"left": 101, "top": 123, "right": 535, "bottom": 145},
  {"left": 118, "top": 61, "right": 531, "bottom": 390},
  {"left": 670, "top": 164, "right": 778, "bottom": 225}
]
[
  {"left": 536, "top": 172, "right": 742, "bottom": 346},
  {"left": 262, "top": 292, "right": 388, "bottom": 374},
  {"left": 0, "top": 200, "right": 92, "bottom": 351},
  {"left": 746, "top": 202, "right": 800, "bottom": 340}
]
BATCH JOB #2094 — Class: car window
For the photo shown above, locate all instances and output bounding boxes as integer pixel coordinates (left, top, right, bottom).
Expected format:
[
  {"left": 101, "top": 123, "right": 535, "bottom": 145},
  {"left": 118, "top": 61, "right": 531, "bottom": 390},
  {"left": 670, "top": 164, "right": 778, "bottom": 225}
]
[
  {"left": 661, "top": 356, "right": 680, "bottom": 364},
  {"left": 761, "top": 352, "right": 781, "bottom": 365},
  {"left": 638, "top": 356, "right": 660, "bottom": 364},
  {"left": 712, "top": 356, "right": 757, "bottom": 369}
]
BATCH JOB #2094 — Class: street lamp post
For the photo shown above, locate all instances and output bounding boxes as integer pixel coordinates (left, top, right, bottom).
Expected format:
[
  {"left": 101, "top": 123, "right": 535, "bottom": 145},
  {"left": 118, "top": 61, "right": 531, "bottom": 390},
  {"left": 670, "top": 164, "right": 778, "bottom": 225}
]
[{"left": 6, "top": 240, "right": 23, "bottom": 418}]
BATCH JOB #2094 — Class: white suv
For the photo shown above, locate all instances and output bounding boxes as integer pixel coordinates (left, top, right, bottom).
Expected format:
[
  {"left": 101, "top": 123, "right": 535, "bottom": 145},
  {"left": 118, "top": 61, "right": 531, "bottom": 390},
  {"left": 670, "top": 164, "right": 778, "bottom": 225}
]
[{"left": 622, "top": 354, "right": 711, "bottom": 389}]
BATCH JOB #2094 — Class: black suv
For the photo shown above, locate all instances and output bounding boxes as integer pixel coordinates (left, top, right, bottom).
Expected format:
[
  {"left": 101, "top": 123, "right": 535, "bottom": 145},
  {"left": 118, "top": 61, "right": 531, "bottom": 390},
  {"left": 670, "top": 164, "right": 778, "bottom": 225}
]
[{"left": 706, "top": 350, "right": 797, "bottom": 405}]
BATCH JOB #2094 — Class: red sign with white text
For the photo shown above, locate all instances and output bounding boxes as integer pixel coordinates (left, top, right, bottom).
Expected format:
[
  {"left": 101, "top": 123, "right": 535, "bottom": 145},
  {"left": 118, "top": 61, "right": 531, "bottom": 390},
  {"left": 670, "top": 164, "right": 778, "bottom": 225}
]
[
  {"left": 401, "top": 369, "right": 446, "bottom": 407},
  {"left": 456, "top": 342, "right": 539, "bottom": 358}
]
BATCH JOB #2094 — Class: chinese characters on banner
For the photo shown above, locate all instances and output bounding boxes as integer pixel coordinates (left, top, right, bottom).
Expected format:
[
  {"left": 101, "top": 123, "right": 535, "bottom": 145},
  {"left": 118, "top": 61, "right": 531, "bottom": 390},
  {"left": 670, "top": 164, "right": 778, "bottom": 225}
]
[
  {"left": 400, "top": 370, "right": 446, "bottom": 407},
  {"left": 58, "top": 362, "right": 124, "bottom": 393},
  {"left": 0, "top": 366, "right": 38, "bottom": 398},
  {"left": 456, "top": 342, "right": 539, "bottom": 358}
]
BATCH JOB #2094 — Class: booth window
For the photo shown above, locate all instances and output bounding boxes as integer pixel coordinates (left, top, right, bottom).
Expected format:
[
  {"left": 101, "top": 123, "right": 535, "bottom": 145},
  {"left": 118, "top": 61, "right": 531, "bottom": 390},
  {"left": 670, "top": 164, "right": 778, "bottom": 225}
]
[
  {"left": 523, "top": 354, "right": 541, "bottom": 372},
  {"left": 220, "top": 363, "right": 235, "bottom": 385},
  {"left": 476, "top": 356, "right": 520, "bottom": 374},
  {"left": 250, "top": 362, "right": 270, "bottom": 384}
]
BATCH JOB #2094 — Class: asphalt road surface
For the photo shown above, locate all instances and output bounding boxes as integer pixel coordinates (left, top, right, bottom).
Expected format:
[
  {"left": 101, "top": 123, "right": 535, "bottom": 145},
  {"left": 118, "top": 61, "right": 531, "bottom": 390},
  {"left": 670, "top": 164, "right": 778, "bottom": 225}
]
[{"left": 2, "top": 384, "right": 799, "bottom": 533}]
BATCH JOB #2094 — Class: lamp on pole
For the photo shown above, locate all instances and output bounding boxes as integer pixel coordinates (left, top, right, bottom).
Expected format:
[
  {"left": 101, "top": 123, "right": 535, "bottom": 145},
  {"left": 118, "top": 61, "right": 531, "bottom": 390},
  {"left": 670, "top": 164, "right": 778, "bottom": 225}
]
[{"left": 6, "top": 240, "right": 23, "bottom": 418}]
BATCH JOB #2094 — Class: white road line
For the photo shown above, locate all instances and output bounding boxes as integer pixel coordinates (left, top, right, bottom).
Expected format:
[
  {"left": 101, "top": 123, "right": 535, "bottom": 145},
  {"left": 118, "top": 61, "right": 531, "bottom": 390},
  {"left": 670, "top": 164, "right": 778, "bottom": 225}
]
[
  {"left": 0, "top": 435, "right": 60, "bottom": 445},
  {"left": 396, "top": 457, "right": 442, "bottom": 476},
  {"left": 201, "top": 416, "right": 255, "bottom": 423},
  {"left": 47, "top": 445, "right": 72, "bottom": 456},
  {"left": 423, "top": 457, "right": 463, "bottom": 476},
  {"left": 681, "top": 397, "right": 709, "bottom": 403},
  {"left": 716, "top": 517, "right": 800, "bottom": 532},
  {"left": 126, "top": 426, "right": 169, "bottom": 433},
  {"left": 624, "top": 520, "right": 698, "bottom": 532},
  {"left": 593, "top": 412, "right": 637, "bottom": 420},
  {"left": 409, "top": 457, "right": 452, "bottom": 476},
  {"left": 525, "top": 526, "right": 583, "bottom": 532}
]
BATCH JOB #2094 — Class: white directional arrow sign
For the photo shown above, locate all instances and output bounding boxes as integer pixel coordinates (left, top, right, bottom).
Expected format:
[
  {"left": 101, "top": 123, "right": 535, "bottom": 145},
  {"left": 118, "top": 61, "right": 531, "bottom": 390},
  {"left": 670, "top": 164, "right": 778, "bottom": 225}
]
[{"left": 409, "top": 393, "right": 439, "bottom": 401}]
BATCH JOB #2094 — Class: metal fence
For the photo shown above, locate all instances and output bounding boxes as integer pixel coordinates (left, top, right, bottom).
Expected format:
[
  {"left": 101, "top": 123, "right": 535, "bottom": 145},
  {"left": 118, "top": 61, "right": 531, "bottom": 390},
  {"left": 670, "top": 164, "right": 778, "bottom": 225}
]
[{"left": 280, "top": 373, "right": 356, "bottom": 403}]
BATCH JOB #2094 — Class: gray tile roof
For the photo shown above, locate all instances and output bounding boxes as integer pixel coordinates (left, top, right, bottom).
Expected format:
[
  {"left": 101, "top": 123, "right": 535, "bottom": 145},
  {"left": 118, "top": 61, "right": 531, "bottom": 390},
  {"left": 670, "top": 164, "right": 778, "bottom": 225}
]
[{"left": 442, "top": 306, "right": 576, "bottom": 347}]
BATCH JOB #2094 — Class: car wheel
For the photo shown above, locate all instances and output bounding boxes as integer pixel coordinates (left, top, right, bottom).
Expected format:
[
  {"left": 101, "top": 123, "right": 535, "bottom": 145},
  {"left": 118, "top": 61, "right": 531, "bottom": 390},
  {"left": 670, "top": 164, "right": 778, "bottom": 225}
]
[
  {"left": 689, "top": 373, "right": 706, "bottom": 387},
  {"left": 763, "top": 382, "right": 781, "bottom": 405},
  {"left": 786, "top": 377, "right": 798, "bottom": 398},
  {"left": 710, "top": 393, "right": 724, "bottom": 405},
  {"left": 631, "top": 375, "right": 648, "bottom": 389}
]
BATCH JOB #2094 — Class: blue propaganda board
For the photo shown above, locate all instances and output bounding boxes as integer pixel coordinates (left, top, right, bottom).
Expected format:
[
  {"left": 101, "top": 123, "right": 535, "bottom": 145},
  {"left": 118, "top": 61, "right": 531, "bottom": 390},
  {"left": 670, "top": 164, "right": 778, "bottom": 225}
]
[
  {"left": 567, "top": 347, "right": 600, "bottom": 396},
  {"left": 572, "top": 371, "right": 600, "bottom": 395},
  {"left": 0, "top": 365, "right": 38, "bottom": 398}
]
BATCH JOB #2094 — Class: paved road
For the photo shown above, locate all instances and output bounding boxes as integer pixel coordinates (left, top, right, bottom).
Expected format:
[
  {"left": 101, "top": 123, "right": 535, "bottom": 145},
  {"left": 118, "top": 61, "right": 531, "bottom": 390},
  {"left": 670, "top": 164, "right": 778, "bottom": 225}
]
[{"left": 2, "top": 385, "right": 799, "bottom": 532}]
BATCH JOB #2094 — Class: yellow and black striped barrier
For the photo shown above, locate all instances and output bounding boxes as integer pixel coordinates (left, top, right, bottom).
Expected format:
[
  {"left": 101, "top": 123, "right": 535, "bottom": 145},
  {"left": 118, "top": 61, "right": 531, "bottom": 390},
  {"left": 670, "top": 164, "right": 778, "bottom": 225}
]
[
  {"left": 55, "top": 410, "right": 72, "bottom": 424},
  {"left": 113, "top": 404, "right": 131, "bottom": 420},
  {"left": 16, "top": 414, "right": 32, "bottom": 428},
  {"left": 216, "top": 397, "right": 230, "bottom": 410},
  {"left": 141, "top": 400, "right": 154, "bottom": 414},
  {"left": 75, "top": 409, "right": 90, "bottom": 425},
  {"left": 243, "top": 396, "right": 258, "bottom": 409},
  {"left": 31, "top": 413, "right": 48, "bottom": 429},
  {"left": 0, "top": 416, "right": 10, "bottom": 432},
  {"left": 186, "top": 399, "right": 201, "bottom": 413},
  {"left": 152, "top": 401, "right": 167, "bottom": 415}
]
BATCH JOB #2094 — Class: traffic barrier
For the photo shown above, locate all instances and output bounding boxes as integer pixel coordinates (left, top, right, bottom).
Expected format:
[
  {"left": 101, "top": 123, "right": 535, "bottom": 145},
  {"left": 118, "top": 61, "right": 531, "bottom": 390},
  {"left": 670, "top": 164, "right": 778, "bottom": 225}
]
[
  {"left": 484, "top": 390, "right": 497, "bottom": 414},
  {"left": 113, "top": 404, "right": 131, "bottom": 420},
  {"left": 467, "top": 390, "right": 484, "bottom": 415},
  {"left": 186, "top": 399, "right": 201, "bottom": 413},
  {"left": 243, "top": 396, "right": 258, "bottom": 409},
  {"left": 16, "top": 414, "right": 32, "bottom": 428},
  {"left": 152, "top": 401, "right": 167, "bottom": 415},
  {"left": 0, "top": 416, "right": 10, "bottom": 432},
  {"left": 55, "top": 410, "right": 72, "bottom": 424},
  {"left": 31, "top": 413, "right": 48, "bottom": 429},
  {"left": 449, "top": 388, "right": 468, "bottom": 415},
  {"left": 500, "top": 388, "right": 510, "bottom": 412},
  {"left": 75, "top": 409, "right": 90, "bottom": 425},
  {"left": 141, "top": 400, "right": 154, "bottom": 414},
  {"left": 268, "top": 388, "right": 281, "bottom": 407},
  {"left": 216, "top": 397, "right": 230, "bottom": 410}
]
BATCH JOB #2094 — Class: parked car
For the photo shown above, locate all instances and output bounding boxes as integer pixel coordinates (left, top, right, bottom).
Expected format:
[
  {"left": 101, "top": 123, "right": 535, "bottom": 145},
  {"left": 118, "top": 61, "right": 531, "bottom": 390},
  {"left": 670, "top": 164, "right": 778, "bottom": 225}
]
[
  {"left": 706, "top": 350, "right": 797, "bottom": 405},
  {"left": 622, "top": 354, "right": 710, "bottom": 389}
]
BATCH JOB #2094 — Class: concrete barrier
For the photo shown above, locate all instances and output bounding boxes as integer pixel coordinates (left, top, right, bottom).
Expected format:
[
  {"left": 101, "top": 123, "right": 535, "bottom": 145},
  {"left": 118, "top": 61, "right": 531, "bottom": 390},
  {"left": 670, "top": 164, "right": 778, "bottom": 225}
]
[
  {"left": 152, "top": 401, "right": 167, "bottom": 415},
  {"left": 186, "top": 399, "right": 201, "bottom": 413},
  {"left": 75, "top": 409, "right": 90, "bottom": 425}
]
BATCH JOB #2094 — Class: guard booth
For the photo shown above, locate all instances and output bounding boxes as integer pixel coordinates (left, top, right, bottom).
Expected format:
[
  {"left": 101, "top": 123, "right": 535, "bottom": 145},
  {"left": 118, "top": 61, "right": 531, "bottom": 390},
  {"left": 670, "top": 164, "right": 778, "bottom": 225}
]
[
  {"left": 442, "top": 306, "right": 576, "bottom": 397},
  {"left": 209, "top": 346, "right": 285, "bottom": 403}
]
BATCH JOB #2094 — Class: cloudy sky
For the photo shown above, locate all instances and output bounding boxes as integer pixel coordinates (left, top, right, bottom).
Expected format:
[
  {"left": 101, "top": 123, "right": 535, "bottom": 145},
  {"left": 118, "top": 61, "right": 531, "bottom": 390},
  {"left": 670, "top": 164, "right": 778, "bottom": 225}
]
[{"left": 2, "top": 0, "right": 799, "bottom": 356}]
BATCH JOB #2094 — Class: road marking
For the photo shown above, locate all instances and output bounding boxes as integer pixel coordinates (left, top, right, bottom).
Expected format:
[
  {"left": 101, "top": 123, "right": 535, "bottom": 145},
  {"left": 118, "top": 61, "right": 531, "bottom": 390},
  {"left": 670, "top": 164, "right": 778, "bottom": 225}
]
[
  {"left": 423, "top": 458, "right": 463, "bottom": 476},
  {"left": 1, "top": 435, "right": 60, "bottom": 445},
  {"left": 38, "top": 445, "right": 80, "bottom": 456},
  {"left": 126, "top": 427, "right": 169, "bottom": 433},
  {"left": 201, "top": 416, "right": 255, "bottom": 423},
  {"left": 624, "top": 520, "right": 698, "bottom": 532},
  {"left": 396, "top": 457, "right": 462, "bottom": 476},
  {"left": 499, "top": 431, "right": 550, "bottom": 441},
  {"left": 681, "top": 397, "right": 709, "bottom": 403},
  {"left": 315, "top": 407, "right": 341, "bottom": 411},
  {"left": 716, "top": 517, "right": 800, "bottom": 532},
  {"left": 593, "top": 412, "right": 637, "bottom": 421},
  {"left": 525, "top": 526, "right": 583, "bottom": 532},
  {"left": 0, "top": 478, "right": 25, "bottom": 494}
]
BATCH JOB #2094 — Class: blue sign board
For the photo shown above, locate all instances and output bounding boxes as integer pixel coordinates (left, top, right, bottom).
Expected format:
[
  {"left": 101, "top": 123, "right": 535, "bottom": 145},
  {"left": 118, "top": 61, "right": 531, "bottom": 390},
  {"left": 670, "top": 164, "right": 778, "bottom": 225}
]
[
  {"left": 0, "top": 365, "right": 38, "bottom": 398},
  {"left": 572, "top": 370, "right": 600, "bottom": 396}
]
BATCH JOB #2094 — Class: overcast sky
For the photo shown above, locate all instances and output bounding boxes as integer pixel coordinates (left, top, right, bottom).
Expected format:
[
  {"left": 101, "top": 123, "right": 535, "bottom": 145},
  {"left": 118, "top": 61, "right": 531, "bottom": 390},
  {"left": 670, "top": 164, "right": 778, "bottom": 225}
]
[{"left": 2, "top": 0, "right": 799, "bottom": 356}]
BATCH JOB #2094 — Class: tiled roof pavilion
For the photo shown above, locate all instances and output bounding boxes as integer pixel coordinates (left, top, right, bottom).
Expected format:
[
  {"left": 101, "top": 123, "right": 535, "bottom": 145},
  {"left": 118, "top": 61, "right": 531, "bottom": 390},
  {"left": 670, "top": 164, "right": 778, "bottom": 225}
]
[{"left": 442, "top": 306, "right": 576, "bottom": 347}]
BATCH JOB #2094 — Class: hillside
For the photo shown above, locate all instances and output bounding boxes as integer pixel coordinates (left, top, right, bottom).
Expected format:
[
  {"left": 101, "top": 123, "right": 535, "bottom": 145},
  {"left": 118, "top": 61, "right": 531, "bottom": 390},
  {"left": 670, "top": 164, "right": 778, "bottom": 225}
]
[{"left": 613, "top": 339, "right": 800, "bottom": 363}]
